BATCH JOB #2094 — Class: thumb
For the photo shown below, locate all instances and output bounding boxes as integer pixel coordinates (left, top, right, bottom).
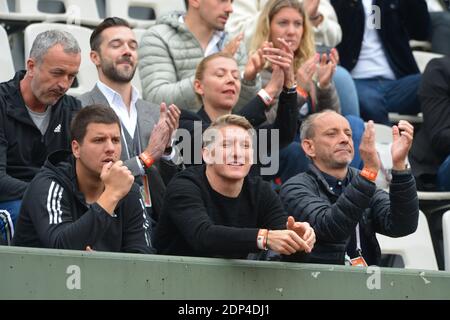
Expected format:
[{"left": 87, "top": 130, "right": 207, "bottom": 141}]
[
  {"left": 392, "top": 125, "right": 400, "bottom": 143},
  {"left": 100, "top": 161, "right": 113, "bottom": 177},
  {"left": 160, "top": 102, "right": 167, "bottom": 118},
  {"left": 286, "top": 216, "right": 295, "bottom": 230}
]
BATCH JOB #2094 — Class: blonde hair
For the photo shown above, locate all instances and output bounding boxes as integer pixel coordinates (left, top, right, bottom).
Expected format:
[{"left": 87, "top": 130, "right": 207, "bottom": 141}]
[
  {"left": 194, "top": 52, "right": 237, "bottom": 103},
  {"left": 250, "top": 0, "right": 315, "bottom": 71},
  {"left": 202, "top": 114, "right": 254, "bottom": 148}
]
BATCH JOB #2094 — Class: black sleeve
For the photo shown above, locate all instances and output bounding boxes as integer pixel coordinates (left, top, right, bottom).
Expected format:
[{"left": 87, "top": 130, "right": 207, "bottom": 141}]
[
  {"left": 418, "top": 58, "right": 450, "bottom": 156},
  {"left": 24, "top": 178, "right": 120, "bottom": 250},
  {"left": 163, "top": 176, "right": 261, "bottom": 255},
  {"left": 370, "top": 171, "right": 419, "bottom": 237},
  {"left": 258, "top": 91, "right": 299, "bottom": 150},
  {"left": 398, "top": 0, "right": 431, "bottom": 40},
  {"left": 0, "top": 109, "right": 28, "bottom": 201},
  {"left": 280, "top": 173, "right": 376, "bottom": 242},
  {"left": 236, "top": 96, "right": 268, "bottom": 127},
  {"left": 120, "top": 186, "right": 155, "bottom": 254},
  {"left": 257, "top": 180, "right": 288, "bottom": 230}
]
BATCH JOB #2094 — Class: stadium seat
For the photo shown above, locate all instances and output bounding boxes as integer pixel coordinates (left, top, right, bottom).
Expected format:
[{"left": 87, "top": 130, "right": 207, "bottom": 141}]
[
  {"left": 0, "top": 0, "right": 46, "bottom": 29},
  {"left": 0, "top": 24, "right": 15, "bottom": 82},
  {"left": 388, "top": 112, "right": 423, "bottom": 124},
  {"left": 16, "top": 0, "right": 102, "bottom": 27},
  {"left": 376, "top": 210, "right": 438, "bottom": 270},
  {"left": 442, "top": 211, "right": 450, "bottom": 271},
  {"left": 24, "top": 23, "right": 96, "bottom": 97},
  {"left": 105, "top": 0, "right": 186, "bottom": 29},
  {"left": 412, "top": 50, "right": 444, "bottom": 73}
]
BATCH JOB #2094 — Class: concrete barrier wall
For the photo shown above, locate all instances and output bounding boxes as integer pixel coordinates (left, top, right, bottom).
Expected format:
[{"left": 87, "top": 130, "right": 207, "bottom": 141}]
[{"left": 1, "top": 246, "right": 450, "bottom": 299}]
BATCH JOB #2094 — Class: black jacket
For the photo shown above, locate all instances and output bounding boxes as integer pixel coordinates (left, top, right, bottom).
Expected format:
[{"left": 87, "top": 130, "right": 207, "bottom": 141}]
[
  {"left": 13, "top": 150, "right": 155, "bottom": 254},
  {"left": 0, "top": 71, "right": 81, "bottom": 202},
  {"left": 280, "top": 165, "right": 419, "bottom": 265},
  {"left": 331, "top": 0, "right": 430, "bottom": 78},
  {"left": 410, "top": 56, "right": 450, "bottom": 190},
  {"left": 154, "top": 165, "right": 288, "bottom": 258}
]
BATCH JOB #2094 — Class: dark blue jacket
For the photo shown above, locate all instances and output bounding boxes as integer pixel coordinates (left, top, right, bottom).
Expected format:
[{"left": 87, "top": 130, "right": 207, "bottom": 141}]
[
  {"left": 280, "top": 165, "right": 419, "bottom": 265},
  {"left": 331, "top": 0, "right": 431, "bottom": 78}
]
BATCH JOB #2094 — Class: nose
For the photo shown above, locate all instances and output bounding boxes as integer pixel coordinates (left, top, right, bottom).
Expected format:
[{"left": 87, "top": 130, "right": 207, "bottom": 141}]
[
  {"left": 122, "top": 43, "right": 133, "bottom": 56},
  {"left": 104, "top": 138, "right": 116, "bottom": 154},
  {"left": 225, "top": 0, "right": 233, "bottom": 14},
  {"left": 287, "top": 23, "right": 296, "bottom": 35},
  {"left": 339, "top": 131, "right": 350, "bottom": 143},
  {"left": 57, "top": 76, "right": 72, "bottom": 92},
  {"left": 225, "top": 72, "right": 236, "bottom": 84}
]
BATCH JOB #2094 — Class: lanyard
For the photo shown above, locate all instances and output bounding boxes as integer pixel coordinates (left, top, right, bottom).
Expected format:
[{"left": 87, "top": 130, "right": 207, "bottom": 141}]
[{"left": 356, "top": 223, "right": 362, "bottom": 256}]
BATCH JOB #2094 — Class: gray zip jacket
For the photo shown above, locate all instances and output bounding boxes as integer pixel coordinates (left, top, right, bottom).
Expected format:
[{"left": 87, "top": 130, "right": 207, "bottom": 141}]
[{"left": 138, "top": 12, "right": 261, "bottom": 112}]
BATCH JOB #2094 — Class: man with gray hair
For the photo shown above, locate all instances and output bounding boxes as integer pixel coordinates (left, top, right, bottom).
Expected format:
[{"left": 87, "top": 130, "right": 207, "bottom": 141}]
[
  {"left": 280, "top": 110, "right": 419, "bottom": 266},
  {"left": 0, "top": 30, "right": 82, "bottom": 245}
]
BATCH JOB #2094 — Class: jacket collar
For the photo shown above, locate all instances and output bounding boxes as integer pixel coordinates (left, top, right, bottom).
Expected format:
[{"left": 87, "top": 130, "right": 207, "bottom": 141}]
[
  {"left": 4, "top": 71, "right": 34, "bottom": 125},
  {"left": 197, "top": 106, "right": 212, "bottom": 124},
  {"left": 308, "top": 164, "right": 356, "bottom": 197}
]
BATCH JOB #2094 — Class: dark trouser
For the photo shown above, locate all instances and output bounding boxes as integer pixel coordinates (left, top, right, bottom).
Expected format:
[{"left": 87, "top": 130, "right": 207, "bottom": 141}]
[{"left": 354, "top": 75, "right": 421, "bottom": 125}]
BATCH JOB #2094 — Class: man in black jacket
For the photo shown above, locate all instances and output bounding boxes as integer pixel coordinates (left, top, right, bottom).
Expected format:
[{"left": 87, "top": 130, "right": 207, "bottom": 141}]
[
  {"left": 155, "top": 114, "right": 315, "bottom": 258},
  {"left": 331, "top": 0, "right": 431, "bottom": 125},
  {"left": 280, "top": 110, "right": 419, "bottom": 266},
  {"left": 410, "top": 55, "right": 450, "bottom": 191},
  {"left": 0, "top": 30, "right": 81, "bottom": 245},
  {"left": 13, "top": 105, "right": 154, "bottom": 253}
]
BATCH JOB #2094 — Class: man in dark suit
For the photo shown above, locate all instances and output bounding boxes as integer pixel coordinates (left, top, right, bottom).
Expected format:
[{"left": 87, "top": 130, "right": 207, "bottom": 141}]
[{"left": 79, "top": 17, "right": 181, "bottom": 222}]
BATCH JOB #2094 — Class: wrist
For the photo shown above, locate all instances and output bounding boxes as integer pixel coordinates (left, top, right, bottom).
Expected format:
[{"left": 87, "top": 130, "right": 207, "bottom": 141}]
[
  {"left": 139, "top": 151, "right": 155, "bottom": 169},
  {"left": 360, "top": 167, "right": 378, "bottom": 182},
  {"left": 257, "top": 89, "right": 274, "bottom": 107},
  {"left": 392, "top": 161, "right": 408, "bottom": 171},
  {"left": 317, "top": 81, "right": 331, "bottom": 90},
  {"left": 242, "top": 69, "right": 256, "bottom": 82},
  {"left": 309, "top": 13, "right": 323, "bottom": 26},
  {"left": 263, "top": 83, "right": 279, "bottom": 97},
  {"left": 257, "top": 229, "right": 269, "bottom": 250}
]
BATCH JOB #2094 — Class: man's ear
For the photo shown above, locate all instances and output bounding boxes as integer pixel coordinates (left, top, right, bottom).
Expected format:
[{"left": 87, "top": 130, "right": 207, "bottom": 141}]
[
  {"left": 90, "top": 50, "right": 101, "bottom": 67},
  {"left": 72, "top": 140, "right": 81, "bottom": 159},
  {"left": 301, "top": 139, "right": 315, "bottom": 159},
  {"left": 194, "top": 79, "right": 204, "bottom": 97},
  {"left": 26, "top": 58, "right": 36, "bottom": 77},
  {"left": 188, "top": 0, "right": 200, "bottom": 10},
  {"left": 202, "top": 147, "right": 213, "bottom": 165}
]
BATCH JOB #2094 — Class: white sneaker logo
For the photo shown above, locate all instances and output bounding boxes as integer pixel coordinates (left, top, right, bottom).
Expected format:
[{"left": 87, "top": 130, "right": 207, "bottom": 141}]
[{"left": 54, "top": 124, "right": 62, "bottom": 133}]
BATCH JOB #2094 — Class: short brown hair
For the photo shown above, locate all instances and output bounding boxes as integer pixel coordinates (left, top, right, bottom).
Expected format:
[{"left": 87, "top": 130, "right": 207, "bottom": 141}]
[
  {"left": 90, "top": 17, "right": 131, "bottom": 51},
  {"left": 71, "top": 104, "right": 121, "bottom": 143},
  {"left": 202, "top": 114, "right": 254, "bottom": 148},
  {"left": 194, "top": 52, "right": 236, "bottom": 103}
]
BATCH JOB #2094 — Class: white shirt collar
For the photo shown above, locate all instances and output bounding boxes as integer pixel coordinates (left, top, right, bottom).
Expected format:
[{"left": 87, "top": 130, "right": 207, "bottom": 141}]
[
  {"left": 96, "top": 80, "right": 139, "bottom": 137},
  {"left": 179, "top": 15, "right": 226, "bottom": 56}
]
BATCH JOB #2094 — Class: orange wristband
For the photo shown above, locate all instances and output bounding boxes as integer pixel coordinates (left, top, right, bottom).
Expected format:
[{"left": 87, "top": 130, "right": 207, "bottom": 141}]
[
  {"left": 139, "top": 151, "right": 155, "bottom": 169},
  {"left": 360, "top": 167, "right": 378, "bottom": 182}
]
